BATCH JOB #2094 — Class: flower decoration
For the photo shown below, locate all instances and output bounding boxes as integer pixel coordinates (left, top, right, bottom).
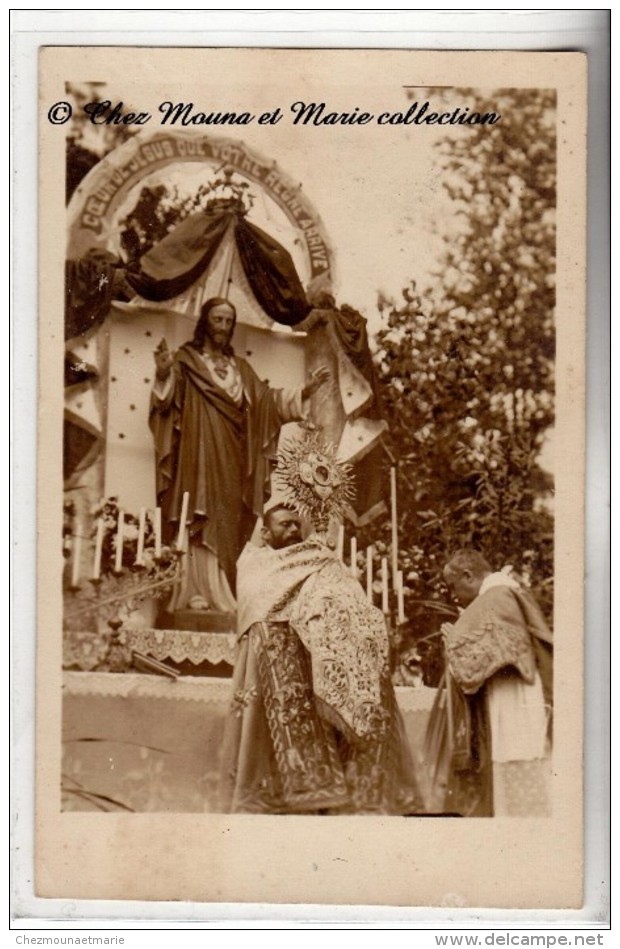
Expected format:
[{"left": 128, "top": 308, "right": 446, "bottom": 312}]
[
  {"left": 275, "top": 432, "right": 354, "bottom": 531},
  {"left": 88, "top": 496, "right": 178, "bottom": 577},
  {"left": 65, "top": 497, "right": 184, "bottom": 635},
  {"left": 63, "top": 499, "right": 76, "bottom": 560}
]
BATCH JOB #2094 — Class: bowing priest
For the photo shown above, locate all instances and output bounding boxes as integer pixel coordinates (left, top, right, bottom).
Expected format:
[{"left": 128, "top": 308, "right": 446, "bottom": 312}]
[{"left": 438, "top": 549, "right": 553, "bottom": 817}]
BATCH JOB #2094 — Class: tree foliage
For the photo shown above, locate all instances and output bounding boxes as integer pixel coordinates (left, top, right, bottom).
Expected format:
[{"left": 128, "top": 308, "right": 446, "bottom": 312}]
[
  {"left": 66, "top": 83, "right": 141, "bottom": 204},
  {"left": 370, "top": 88, "right": 556, "bottom": 657}
]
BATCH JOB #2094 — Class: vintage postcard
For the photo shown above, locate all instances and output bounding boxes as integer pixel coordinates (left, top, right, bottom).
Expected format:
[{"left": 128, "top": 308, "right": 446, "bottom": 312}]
[{"left": 34, "top": 46, "right": 586, "bottom": 909}]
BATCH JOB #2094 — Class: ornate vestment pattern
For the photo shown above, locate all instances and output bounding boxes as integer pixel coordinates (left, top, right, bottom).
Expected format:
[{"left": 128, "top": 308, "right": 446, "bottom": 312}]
[{"left": 219, "top": 621, "right": 422, "bottom": 815}]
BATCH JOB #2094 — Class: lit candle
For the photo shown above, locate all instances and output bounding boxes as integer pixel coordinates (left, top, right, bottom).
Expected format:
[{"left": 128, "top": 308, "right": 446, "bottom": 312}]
[
  {"left": 114, "top": 510, "right": 125, "bottom": 573},
  {"left": 154, "top": 507, "right": 162, "bottom": 558},
  {"left": 381, "top": 557, "right": 389, "bottom": 614},
  {"left": 366, "top": 544, "right": 374, "bottom": 602},
  {"left": 177, "top": 491, "right": 190, "bottom": 549},
  {"left": 136, "top": 507, "right": 146, "bottom": 565},
  {"left": 390, "top": 466, "right": 399, "bottom": 589},
  {"left": 350, "top": 536, "right": 357, "bottom": 578},
  {"left": 71, "top": 527, "right": 82, "bottom": 588},
  {"left": 336, "top": 524, "right": 345, "bottom": 561},
  {"left": 92, "top": 518, "right": 104, "bottom": 580}
]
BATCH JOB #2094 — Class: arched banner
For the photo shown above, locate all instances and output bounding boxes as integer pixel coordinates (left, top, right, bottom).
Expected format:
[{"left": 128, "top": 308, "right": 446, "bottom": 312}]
[{"left": 66, "top": 130, "right": 335, "bottom": 293}]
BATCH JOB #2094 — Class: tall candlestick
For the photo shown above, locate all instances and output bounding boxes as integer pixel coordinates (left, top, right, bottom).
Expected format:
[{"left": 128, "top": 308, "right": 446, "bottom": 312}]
[
  {"left": 396, "top": 571, "right": 405, "bottom": 624},
  {"left": 177, "top": 491, "right": 190, "bottom": 549},
  {"left": 154, "top": 507, "right": 162, "bottom": 558},
  {"left": 336, "top": 524, "right": 345, "bottom": 561},
  {"left": 71, "top": 528, "right": 82, "bottom": 588},
  {"left": 114, "top": 510, "right": 125, "bottom": 573},
  {"left": 136, "top": 507, "right": 146, "bottom": 565},
  {"left": 390, "top": 466, "right": 399, "bottom": 589},
  {"left": 92, "top": 518, "right": 104, "bottom": 580},
  {"left": 397, "top": 584, "right": 405, "bottom": 625},
  {"left": 381, "top": 557, "right": 389, "bottom": 614},
  {"left": 366, "top": 545, "right": 374, "bottom": 602},
  {"left": 350, "top": 536, "right": 357, "bottom": 578}
]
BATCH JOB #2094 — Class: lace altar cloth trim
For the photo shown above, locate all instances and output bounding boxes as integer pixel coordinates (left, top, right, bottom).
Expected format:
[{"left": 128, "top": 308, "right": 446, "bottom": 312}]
[
  {"left": 63, "top": 628, "right": 237, "bottom": 671},
  {"left": 63, "top": 671, "right": 234, "bottom": 704},
  {"left": 62, "top": 671, "right": 436, "bottom": 711},
  {"left": 125, "top": 628, "right": 237, "bottom": 666}
]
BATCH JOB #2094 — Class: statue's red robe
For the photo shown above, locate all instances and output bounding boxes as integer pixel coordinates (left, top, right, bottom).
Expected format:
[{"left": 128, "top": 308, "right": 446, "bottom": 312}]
[{"left": 150, "top": 343, "right": 301, "bottom": 595}]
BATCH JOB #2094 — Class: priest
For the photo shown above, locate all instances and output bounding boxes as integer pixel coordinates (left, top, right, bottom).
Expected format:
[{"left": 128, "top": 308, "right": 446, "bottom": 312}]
[
  {"left": 218, "top": 435, "right": 422, "bottom": 815},
  {"left": 437, "top": 549, "right": 554, "bottom": 817}
]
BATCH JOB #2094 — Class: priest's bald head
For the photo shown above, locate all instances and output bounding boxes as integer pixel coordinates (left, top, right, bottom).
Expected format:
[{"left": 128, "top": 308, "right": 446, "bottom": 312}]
[
  {"left": 261, "top": 503, "right": 302, "bottom": 550},
  {"left": 444, "top": 549, "right": 492, "bottom": 607}
]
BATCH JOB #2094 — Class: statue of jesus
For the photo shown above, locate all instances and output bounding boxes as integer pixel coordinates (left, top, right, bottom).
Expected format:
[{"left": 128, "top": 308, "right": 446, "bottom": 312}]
[{"left": 150, "top": 297, "right": 329, "bottom": 613}]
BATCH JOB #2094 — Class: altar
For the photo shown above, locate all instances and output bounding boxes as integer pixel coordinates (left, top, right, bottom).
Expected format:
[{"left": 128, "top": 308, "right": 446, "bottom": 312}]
[
  {"left": 62, "top": 671, "right": 437, "bottom": 813},
  {"left": 61, "top": 130, "right": 434, "bottom": 818}
]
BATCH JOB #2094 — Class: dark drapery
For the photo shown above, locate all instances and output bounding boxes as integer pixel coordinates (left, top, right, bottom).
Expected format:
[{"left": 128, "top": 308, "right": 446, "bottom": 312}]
[
  {"left": 65, "top": 251, "right": 120, "bottom": 340},
  {"left": 234, "top": 217, "right": 310, "bottom": 326},
  {"left": 66, "top": 209, "right": 311, "bottom": 341},
  {"left": 329, "top": 304, "right": 387, "bottom": 525},
  {"left": 329, "top": 304, "right": 384, "bottom": 419},
  {"left": 125, "top": 211, "right": 231, "bottom": 302},
  {"left": 126, "top": 209, "right": 311, "bottom": 326}
]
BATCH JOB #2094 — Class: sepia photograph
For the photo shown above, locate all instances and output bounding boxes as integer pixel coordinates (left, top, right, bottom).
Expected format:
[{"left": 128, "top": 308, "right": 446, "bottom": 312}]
[{"left": 34, "top": 46, "right": 586, "bottom": 907}]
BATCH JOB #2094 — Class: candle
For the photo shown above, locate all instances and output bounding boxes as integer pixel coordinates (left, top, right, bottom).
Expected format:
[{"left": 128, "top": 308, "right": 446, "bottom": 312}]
[
  {"left": 350, "top": 536, "right": 357, "bottom": 578},
  {"left": 396, "top": 571, "right": 405, "bottom": 624},
  {"left": 381, "top": 557, "right": 389, "bottom": 614},
  {"left": 92, "top": 518, "right": 104, "bottom": 580},
  {"left": 71, "top": 528, "right": 82, "bottom": 587},
  {"left": 397, "top": 584, "right": 405, "bottom": 625},
  {"left": 154, "top": 507, "right": 162, "bottom": 558},
  {"left": 336, "top": 524, "right": 345, "bottom": 561},
  {"left": 366, "top": 545, "right": 374, "bottom": 602},
  {"left": 390, "top": 466, "right": 399, "bottom": 588},
  {"left": 177, "top": 491, "right": 190, "bottom": 548},
  {"left": 114, "top": 510, "right": 125, "bottom": 573},
  {"left": 136, "top": 507, "right": 146, "bottom": 565}
]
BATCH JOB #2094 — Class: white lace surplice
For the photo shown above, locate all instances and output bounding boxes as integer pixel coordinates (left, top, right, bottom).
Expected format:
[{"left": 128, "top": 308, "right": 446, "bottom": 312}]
[
  {"left": 486, "top": 671, "right": 549, "bottom": 763},
  {"left": 446, "top": 573, "right": 553, "bottom": 816}
]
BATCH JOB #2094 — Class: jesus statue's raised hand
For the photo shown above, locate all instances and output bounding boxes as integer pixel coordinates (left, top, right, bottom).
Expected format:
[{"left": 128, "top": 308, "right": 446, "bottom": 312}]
[
  {"left": 301, "top": 365, "right": 331, "bottom": 400},
  {"left": 154, "top": 338, "right": 174, "bottom": 381}
]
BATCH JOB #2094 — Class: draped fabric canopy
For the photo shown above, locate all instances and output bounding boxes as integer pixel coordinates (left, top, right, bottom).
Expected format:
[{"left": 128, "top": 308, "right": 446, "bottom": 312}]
[
  {"left": 126, "top": 208, "right": 311, "bottom": 328},
  {"left": 63, "top": 207, "right": 312, "bottom": 478}
]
